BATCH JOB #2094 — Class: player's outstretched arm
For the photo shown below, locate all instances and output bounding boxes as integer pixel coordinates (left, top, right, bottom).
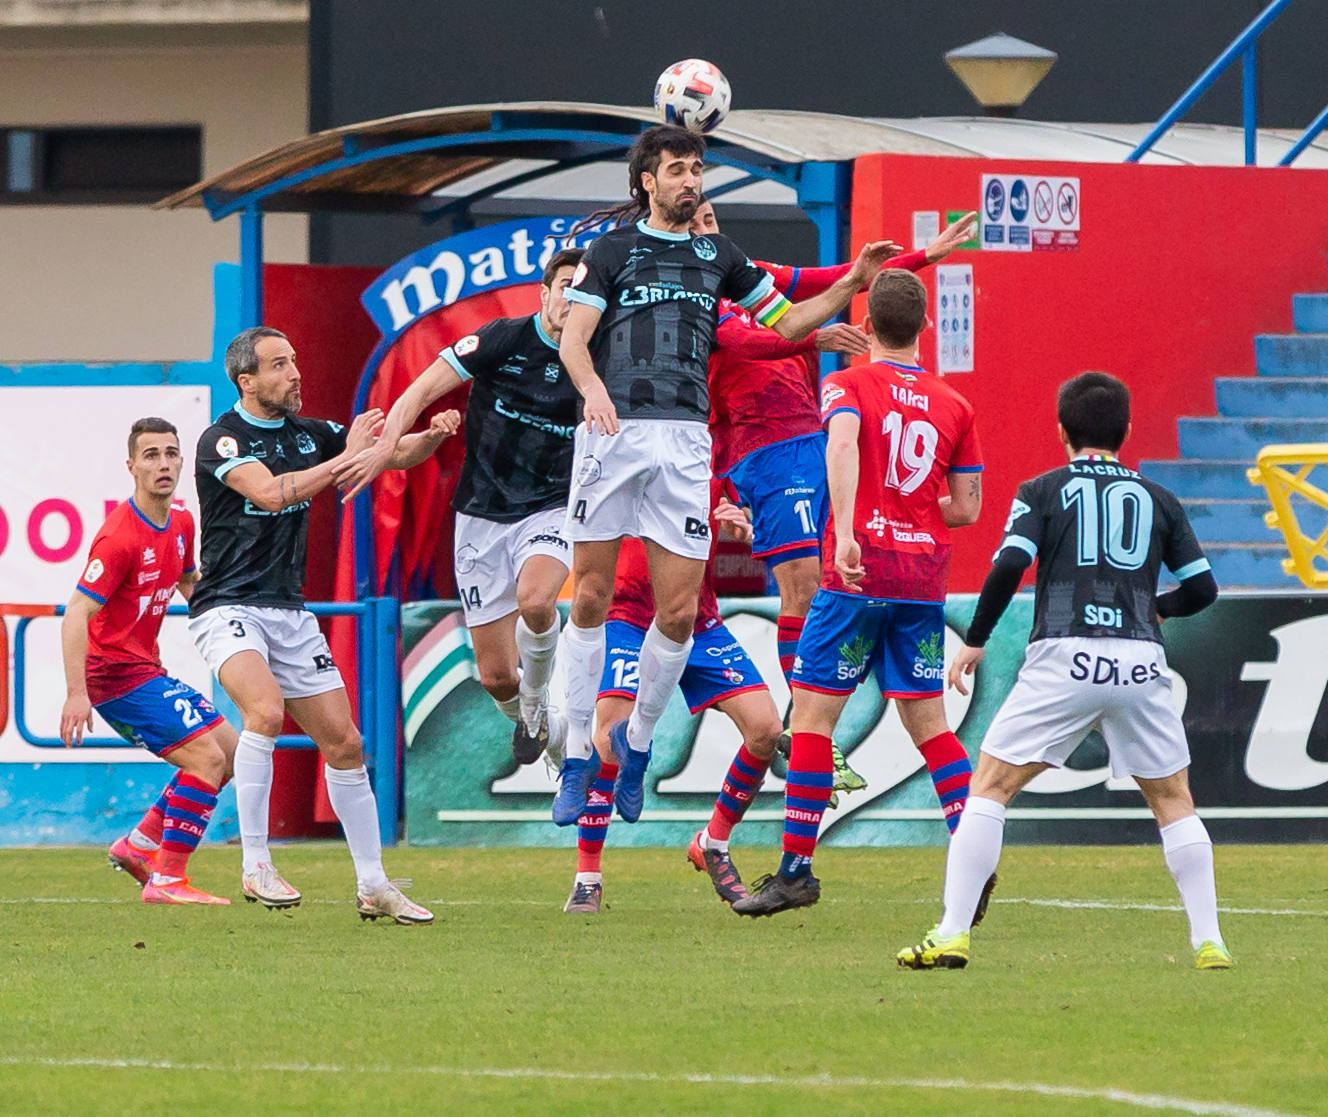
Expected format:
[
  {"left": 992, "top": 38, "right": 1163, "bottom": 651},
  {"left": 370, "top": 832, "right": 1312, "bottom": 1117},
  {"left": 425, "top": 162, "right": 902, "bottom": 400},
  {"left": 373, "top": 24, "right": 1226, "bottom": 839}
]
[
  {"left": 825, "top": 411, "right": 865, "bottom": 590},
  {"left": 226, "top": 408, "right": 383, "bottom": 513},
  {"left": 941, "top": 470, "right": 983, "bottom": 527},
  {"left": 770, "top": 241, "right": 901, "bottom": 341},
  {"left": 926, "top": 211, "right": 978, "bottom": 264},
  {"left": 59, "top": 592, "right": 101, "bottom": 747},
  {"left": 335, "top": 358, "right": 463, "bottom": 500},
  {"left": 560, "top": 301, "right": 618, "bottom": 435},
  {"left": 386, "top": 409, "right": 462, "bottom": 472}
]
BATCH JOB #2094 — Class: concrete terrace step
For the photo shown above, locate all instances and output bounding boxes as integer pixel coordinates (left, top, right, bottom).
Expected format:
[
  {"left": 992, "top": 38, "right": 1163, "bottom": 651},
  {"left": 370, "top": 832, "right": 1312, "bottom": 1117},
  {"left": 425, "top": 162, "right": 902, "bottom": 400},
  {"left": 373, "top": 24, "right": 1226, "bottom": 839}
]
[
  {"left": 1177, "top": 417, "right": 1328, "bottom": 459},
  {"left": 1204, "top": 543, "right": 1302, "bottom": 590},
  {"left": 1182, "top": 498, "right": 1275, "bottom": 544},
  {"left": 1255, "top": 333, "right": 1328, "bottom": 377},
  {"left": 1140, "top": 459, "right": 1257, "bottom": 500},
  {"left": 1215, "top": 376, "right": 1328, "bottom": 418},
  {"left": 1293, "top": 293, "right": 1328, "bottom": 333}
]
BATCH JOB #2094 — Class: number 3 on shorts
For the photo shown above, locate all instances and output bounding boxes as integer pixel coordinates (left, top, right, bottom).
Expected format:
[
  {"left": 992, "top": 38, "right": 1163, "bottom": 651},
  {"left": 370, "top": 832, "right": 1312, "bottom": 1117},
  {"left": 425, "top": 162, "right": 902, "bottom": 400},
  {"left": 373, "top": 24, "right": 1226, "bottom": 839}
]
[{"left": 229, "top": 618, "right": 246, "bottom": 638}]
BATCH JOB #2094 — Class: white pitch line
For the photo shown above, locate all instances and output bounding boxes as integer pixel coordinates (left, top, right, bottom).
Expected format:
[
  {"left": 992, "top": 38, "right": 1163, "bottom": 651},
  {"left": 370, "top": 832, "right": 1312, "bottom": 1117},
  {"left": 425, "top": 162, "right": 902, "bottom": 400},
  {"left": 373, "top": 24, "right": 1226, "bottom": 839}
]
[
  {"left": 995, "top": 898, "right": 1328, "bottom": 918},
  {"left": 0, "top": 1057, "right": 1302, "bottom": 1117}
]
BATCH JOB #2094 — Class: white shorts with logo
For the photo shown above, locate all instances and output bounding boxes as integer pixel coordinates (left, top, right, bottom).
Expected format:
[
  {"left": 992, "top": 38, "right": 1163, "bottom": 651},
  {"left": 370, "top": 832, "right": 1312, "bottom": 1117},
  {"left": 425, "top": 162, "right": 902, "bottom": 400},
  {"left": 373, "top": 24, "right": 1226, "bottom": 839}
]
[
  {"left": 453, "top": 506, "right": 571, "bottom": 626},
  {"left": 981, "top": 636, "right": 1190, "bottom": 781},
  {"left": 565, "top": 419, "right": 712, "bottom": 560},
  {"left": 188, "top": 604, "right": 345, "bottom": 700}
]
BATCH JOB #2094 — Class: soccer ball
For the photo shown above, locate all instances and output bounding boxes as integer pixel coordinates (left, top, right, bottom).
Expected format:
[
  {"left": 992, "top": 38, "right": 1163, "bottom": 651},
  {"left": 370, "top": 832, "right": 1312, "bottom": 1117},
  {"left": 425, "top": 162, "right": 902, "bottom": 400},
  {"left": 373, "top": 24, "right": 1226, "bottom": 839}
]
[{"left": 653, "top": 59, "right": 731, "bottom": 134}]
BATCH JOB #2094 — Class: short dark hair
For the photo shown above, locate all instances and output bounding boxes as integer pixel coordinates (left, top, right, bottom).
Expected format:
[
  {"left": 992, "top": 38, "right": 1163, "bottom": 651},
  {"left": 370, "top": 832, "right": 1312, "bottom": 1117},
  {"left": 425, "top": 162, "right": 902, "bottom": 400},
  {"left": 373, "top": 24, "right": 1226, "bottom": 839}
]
[
  {"left": 128, "top": 416, "right": 178, "bottom": 459},
  {"left": 542, "top": 247, "right": 584, "bottom": 286},
  {"left": 224, "top": 326, "right": 288, "bottom": 387},
  {"left": 1058, "top": 372, "right": 1131, "bottom": 452},
  {"left": 866, "top": 269, "right": 927, "bottom": 348}
]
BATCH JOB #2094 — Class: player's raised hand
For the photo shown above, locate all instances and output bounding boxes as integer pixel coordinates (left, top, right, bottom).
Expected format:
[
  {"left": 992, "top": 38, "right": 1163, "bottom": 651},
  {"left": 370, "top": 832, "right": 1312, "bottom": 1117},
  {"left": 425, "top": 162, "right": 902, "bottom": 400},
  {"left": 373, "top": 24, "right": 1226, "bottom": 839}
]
[
  {"left": 947, "top": 644, "right": 985, "bottom": 696},
  {"left": 850, "top": 240, "right": 904, "bottom": 284},
  {"left": 834, "top": 535, "right": 865, "bottom": 591},
  {"left": 344, "top": 408, "right": 385, "bottom": 456},
  {"left": 427, "top": 409, "right": 462, "bottom": 441},
  {"left": 581, "top": 381, "right": 619, "bottom": 436},
  {"left": 815, "top": 322, "right": 870, "bottom": 356},
  {"left": 59, "top": 694, "right": 94, "bottom": 748},
  {"left": 926, "top": 211, "right": 978, "bottom": 263},
  {"left": 713, "top": 496, "right": 752, "bottom": 544}
]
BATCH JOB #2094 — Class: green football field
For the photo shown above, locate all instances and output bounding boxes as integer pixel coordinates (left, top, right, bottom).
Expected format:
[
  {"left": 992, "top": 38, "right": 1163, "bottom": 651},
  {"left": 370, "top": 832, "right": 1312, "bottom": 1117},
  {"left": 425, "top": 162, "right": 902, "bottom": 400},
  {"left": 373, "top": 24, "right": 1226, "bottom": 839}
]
[{"left": 2, "top": 844, "right": 1324, "bottom": 1116}]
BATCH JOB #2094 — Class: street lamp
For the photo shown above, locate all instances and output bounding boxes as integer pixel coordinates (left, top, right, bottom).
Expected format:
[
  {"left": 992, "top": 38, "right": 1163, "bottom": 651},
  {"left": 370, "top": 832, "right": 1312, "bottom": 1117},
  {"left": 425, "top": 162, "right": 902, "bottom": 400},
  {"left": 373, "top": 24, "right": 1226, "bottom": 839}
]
[{"left": 945, "top": 32, "right": 1057, "bottom": 117}]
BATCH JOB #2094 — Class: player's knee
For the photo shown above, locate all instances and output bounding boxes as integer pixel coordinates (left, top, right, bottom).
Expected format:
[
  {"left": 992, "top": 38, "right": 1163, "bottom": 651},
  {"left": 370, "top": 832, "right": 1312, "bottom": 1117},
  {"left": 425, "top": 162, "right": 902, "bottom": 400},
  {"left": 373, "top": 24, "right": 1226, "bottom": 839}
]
[
  {"left": 477, "top": 664, "right": 519, "bottom": 701},
  {"left": 517, "top": 589, "right": 558, "bottom": 634},
  {"left": 243, "top": 702, "right": 285, "bottom": 739},
  {"left": 570, "top": 576, "right": 613, "bottom": 626},
  {"left": 320, "top": 724, "right": 364, "bottom": 768},
  {"left": 746, "top": 717, "right": 783, "bottom": 760},
  {"left": 654, "top": 601, "right": 696, "bottom": 644}
]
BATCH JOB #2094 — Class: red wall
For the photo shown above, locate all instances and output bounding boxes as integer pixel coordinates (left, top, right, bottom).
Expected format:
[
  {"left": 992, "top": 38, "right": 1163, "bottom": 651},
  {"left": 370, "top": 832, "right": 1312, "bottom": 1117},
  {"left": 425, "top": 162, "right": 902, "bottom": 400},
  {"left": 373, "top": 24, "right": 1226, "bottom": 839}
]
[{"left": 851, "top": 155, "right": 1328, "bottom": 592}]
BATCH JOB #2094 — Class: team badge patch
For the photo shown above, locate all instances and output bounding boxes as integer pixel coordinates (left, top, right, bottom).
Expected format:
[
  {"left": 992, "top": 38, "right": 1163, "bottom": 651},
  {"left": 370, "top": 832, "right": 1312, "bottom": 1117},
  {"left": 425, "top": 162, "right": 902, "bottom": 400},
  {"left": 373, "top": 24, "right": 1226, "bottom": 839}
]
[
  {"left": 455, "top": 543, "right": 479, "bottom": 575},
  {"left": 176, "top": 535, "right": 186, "bottom": 559},
  {"left": 577, "top": 455, "right": 602, "bottom": 486},
  {"left": 454, "top": 334, "right": 480, "bottom": 357},
  {"left": 820, "top": 385, "right": 846, "bottom": 410},
  {"left": 296, "top": 432, "right": 317, "bottom": 455},
  {"left": 84, "top": 558, "right": 104, "bottom": 583},
  {"left": 216, "top": 436, "right": 239, "bottom": 459},
  {"left": 692, "top": 236, "right": 718, "bottom": 261}
]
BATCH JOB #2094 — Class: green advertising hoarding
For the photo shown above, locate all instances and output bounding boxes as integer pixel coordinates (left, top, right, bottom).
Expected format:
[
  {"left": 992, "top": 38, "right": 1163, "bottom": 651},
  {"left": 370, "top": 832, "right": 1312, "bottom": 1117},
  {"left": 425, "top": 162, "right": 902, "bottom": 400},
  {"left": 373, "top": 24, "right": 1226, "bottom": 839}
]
[{"left": 402, "top": 594, "right": 1328, "bottom": 847}]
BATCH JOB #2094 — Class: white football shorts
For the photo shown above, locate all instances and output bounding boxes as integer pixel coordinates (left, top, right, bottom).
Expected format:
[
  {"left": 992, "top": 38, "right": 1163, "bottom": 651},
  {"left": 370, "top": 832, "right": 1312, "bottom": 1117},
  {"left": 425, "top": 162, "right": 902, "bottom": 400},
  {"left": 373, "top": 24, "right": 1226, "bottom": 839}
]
[
  {"left": 980, "top": 636, "right": 1190, "bottom": 781},
  {"left": 453, "top": 505, "right": 571, "bottom": 626},
  {"left": 188, "top": 604, "right": 345, "bottom": 700},
  {"left": 565, "top": 418, "right": 712, "bottom": 561}
]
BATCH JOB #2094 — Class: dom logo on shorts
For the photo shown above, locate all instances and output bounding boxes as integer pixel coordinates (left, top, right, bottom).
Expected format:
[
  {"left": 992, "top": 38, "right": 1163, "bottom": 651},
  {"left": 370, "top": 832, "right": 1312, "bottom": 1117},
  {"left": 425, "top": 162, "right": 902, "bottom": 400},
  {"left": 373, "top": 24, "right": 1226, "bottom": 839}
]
[
  {"left": 684, "top": 517, "right": 710, "bottom": 540},
  {"left": 313, "top": 654, "right": 336, "bottom": 673},
  {"left": 912, "top": 632, "right": 945, "bottom": 681}
]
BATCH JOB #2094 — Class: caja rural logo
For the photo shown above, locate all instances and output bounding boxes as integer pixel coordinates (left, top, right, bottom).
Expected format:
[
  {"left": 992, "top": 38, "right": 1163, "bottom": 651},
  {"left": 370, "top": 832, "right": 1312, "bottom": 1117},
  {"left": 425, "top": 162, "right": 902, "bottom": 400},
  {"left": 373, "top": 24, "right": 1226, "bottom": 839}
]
[{"left": 913, "top": 632, "right": 945, "bottom": 681}]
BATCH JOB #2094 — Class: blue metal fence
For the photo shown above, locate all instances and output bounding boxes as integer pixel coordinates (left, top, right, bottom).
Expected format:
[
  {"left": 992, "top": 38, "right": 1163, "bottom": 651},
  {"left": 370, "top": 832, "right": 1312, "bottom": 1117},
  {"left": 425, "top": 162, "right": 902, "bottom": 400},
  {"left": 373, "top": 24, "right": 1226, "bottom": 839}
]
[{"left": 9, "top": 597, "right": 402, "bottom": 846}]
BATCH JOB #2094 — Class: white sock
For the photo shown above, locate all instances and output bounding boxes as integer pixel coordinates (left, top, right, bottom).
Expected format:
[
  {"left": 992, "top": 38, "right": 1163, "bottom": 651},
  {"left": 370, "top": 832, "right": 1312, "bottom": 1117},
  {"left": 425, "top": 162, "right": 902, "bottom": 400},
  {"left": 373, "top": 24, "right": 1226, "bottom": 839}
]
[
  {"left": 626, "top": 623, "right": 691, "bottom": 751},
  {"left": 574, "top": 871, "right": 602, "bottom": 885},
  {"left": 562, "top": 621, "right": 605, "bottom": 761},
  {"left": 937, "top": 796, "right": 1006, "bottom": 938},
  {"left": 1160, "top": 814, "right": 1223, "bottom": 949},
  {"left": 493, "top": 694, "right": 521, "bottom": 725},
  {"left": 324, "top": 764, "right": 389, "bottom": 891},
  {"left": 700, "top": 828, "right": 728, "bottom": 854},
  {"left": 516, "top": 614, "right": 561, "bottom": 730},
  {"left": 129, "top": 827, "right": 159, "bottom": 852},
  {"left": 234, "top": 730, "right": 276, "bottom": 874}
]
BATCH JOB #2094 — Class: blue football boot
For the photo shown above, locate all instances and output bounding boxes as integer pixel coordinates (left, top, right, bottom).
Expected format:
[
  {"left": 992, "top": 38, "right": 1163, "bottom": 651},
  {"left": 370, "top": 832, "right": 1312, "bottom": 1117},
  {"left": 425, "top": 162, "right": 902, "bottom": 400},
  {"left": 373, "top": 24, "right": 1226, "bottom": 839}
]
[
  {"left": 552, "top": 752, "right": 601, "bottom": 827},
  {"left": 609, "top": 719, "right": 651, "bottom": 823}
]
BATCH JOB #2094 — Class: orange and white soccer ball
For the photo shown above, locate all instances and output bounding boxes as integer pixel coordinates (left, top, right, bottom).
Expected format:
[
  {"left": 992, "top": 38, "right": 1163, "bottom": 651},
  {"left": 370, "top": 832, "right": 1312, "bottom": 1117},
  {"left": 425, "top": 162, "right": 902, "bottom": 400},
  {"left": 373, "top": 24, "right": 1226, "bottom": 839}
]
[{"left": 653, "top": 59, "right": 732, "bottom": 134}]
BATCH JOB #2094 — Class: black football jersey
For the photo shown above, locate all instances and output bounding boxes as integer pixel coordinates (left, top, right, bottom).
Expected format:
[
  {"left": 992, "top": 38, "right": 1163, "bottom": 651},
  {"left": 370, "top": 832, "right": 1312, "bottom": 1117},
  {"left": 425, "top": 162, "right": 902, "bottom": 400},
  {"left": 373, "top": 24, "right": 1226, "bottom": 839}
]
[
  {"left": 190, "top": 404, "right": 347, "bottom": 616},
  {"left": 441, "top": 314, "right": 578, "bottom": 523},
  {"left": 1001, "top": 456, "right": 1210, "bottom": 644},
  {"left": 565, "top": 220, "right": 789, "bottom": 421}
]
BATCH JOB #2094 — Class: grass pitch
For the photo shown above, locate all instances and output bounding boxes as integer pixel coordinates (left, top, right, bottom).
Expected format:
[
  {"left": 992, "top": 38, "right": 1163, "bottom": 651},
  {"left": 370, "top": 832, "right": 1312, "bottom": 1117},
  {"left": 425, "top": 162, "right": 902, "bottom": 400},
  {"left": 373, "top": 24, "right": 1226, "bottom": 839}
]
[{"left": 1, "top": 844, "right": 1324, "bottom": 1116}]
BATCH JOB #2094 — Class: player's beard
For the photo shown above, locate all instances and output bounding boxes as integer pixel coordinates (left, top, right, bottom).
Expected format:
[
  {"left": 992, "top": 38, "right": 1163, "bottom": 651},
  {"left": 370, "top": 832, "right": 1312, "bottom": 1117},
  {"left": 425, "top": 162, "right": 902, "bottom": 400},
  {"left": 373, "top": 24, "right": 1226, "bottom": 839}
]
[
  {"left": 657, "top": 192, "right": 699, "bottom": 227},
  {"left": 258, "top": 387, "right": 301, "bottom": 417}
]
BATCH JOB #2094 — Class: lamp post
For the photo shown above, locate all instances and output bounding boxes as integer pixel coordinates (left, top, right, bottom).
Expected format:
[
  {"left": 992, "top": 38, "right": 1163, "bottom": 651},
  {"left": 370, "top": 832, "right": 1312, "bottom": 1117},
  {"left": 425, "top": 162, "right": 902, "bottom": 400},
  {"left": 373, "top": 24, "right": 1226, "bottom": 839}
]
[{"left": 945, "top": 33, "right": 1057, "bottom": 117}]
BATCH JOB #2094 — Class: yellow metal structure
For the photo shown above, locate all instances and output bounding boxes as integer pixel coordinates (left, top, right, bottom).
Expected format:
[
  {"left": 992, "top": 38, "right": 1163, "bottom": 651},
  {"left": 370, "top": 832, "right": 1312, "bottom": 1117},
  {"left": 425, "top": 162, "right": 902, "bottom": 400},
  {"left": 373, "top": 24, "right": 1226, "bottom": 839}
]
[{"left": 1247, "top": 443, "right": 1328, "bottom": 589}]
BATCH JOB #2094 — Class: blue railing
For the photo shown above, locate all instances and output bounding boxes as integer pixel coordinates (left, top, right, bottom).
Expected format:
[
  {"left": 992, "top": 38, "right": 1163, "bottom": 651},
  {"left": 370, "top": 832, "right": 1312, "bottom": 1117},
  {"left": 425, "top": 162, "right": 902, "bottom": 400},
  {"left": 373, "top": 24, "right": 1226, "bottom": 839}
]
[
  {"left": 9, "top": 598, "right": 402, "bottom": 846},
  {"left": 1126, "top": 0, "right": 1327, "bottom": 167}
]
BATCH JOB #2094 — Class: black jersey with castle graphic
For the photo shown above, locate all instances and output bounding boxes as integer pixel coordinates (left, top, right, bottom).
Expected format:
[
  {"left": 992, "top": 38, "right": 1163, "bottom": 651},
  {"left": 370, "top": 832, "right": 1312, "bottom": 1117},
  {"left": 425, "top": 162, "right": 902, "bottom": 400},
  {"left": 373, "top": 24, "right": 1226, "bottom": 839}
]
[
  {"left": 190, "top": 403, "right": 347, "bottom": 616},
  {"left": 441, "top": 313, "right": 578, "bottom": 523},
  {"left": 999, "top": 456, "right": 1211, "bottom": 644},
  {"left": 564, "top": 220, "right": 790, "bottom": 421}
]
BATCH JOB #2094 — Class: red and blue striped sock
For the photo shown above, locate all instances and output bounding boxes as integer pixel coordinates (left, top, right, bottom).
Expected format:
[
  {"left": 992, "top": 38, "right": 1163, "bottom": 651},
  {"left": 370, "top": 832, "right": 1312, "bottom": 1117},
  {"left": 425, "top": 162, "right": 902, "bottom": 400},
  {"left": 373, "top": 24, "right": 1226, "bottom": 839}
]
[
  {"left": 917, "top": 731, "right": 972, "bottom": 833},
  {"left": 133, "top": 773, "right": 180, "bottom": 848},
  {"left": 576, "top": 762, "right": 618, "bottom": 876},
  {"left": 156, "top": 774, "right": 219, "bottom": 879},
  {"left": 707, "top": 744, "right": 771, "bottom": 844},
  {"left": 779, "top": 732, "right": 834, "bottom": 877},
  {"left": 776, "top": 614, "right": 805, "bottom": 685}
]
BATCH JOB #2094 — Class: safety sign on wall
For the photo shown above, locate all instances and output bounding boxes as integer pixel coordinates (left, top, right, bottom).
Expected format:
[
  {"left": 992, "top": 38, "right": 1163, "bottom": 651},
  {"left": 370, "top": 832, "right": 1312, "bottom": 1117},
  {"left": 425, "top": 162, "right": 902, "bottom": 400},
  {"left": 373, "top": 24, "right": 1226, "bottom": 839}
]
[
  {"left": 980, "top": 173, "right": 1080, "bottom": 252},
  {"left": 935, "top": 264, "right": 974, "bottom": 374}
]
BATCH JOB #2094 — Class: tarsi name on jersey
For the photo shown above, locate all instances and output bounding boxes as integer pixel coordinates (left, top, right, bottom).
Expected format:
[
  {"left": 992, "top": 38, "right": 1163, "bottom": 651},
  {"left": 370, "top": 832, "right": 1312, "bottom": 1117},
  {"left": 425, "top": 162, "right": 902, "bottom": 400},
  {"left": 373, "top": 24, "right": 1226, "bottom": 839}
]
[
  {"left": 76, "top": 499, "right": 195, "bottom": 704},
  {"left": 818, "top": 361, "right": 982, "bottom": 602}
]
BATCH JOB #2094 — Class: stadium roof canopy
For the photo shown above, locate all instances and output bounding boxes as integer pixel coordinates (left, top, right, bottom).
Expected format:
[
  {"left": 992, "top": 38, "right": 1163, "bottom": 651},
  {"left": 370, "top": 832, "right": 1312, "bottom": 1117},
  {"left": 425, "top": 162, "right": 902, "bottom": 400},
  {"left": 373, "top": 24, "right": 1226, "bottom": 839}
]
[{"left": 157, "top": 101, "right": 1328, "bottom": 324}]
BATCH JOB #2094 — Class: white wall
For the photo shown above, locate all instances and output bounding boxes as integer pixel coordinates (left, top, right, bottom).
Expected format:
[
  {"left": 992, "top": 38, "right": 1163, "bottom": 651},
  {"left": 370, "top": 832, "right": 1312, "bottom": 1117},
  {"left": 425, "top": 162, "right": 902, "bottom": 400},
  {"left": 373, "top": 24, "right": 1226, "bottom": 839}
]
[{"left": 0, "top": 41, "right": 308, "bottom": 363}]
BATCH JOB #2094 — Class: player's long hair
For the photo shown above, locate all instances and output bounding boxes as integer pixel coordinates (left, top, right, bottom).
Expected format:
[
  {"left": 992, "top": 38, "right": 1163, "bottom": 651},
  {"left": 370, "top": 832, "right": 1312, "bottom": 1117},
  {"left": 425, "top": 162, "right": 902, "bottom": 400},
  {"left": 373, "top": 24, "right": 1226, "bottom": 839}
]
[{"left": 570, "top": 125, "right": 705, "bottom": 237}]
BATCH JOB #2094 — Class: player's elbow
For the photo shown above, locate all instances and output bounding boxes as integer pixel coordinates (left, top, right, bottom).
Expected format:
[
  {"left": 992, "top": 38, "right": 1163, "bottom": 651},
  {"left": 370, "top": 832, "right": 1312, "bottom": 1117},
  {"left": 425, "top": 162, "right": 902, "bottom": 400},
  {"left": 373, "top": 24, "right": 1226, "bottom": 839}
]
[
  {"left": 771, "top": 314, "right": 811, "bottom": 342},
  {"left": 252, "top": 488, "right": 284, "bottom": 514},
  {"left": 951, "top": 498, "right": 981, "bottom": 526}
]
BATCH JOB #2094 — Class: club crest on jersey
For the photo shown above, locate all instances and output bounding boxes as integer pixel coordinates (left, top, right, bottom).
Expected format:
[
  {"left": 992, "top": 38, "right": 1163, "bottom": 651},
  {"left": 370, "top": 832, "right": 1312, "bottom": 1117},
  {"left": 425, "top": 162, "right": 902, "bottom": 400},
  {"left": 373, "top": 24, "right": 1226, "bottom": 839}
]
[
  {"left": 296, "top": 432, "right": 317, "bottom": 455},
  {"left": 691, "top": 236, "right": 717, "bottom": 262},
  {"left": 577, "top": 455, "right": 602, "bottom": 486},
  {"left": 454, "top": 334, "right": 480, "bottom": 357},
  {"left": 455, "top": 543, "right": 479, "bottom": 575},
  {"left": 176, "top": 535, "right": 186, "bottom": 559},
  {"left": 215, "top": 436, "right": 239, "bottom": 459},
  {"left": 84, "top": 558, "right": 104, "bottom": 583}
]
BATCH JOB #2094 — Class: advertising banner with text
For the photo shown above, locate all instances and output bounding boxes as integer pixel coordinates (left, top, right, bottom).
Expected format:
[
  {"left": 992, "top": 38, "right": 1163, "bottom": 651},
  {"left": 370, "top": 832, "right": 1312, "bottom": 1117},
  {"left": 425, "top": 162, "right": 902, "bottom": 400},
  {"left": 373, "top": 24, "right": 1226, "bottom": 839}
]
[{"left": 403, "top": 594, "right": 1328, "bottom": 848}]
